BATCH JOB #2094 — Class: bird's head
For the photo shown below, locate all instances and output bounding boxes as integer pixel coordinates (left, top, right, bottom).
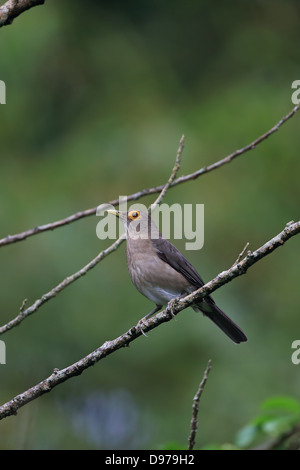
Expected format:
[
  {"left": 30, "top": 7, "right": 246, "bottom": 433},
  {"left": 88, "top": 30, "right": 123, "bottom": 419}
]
[
  {"left": 107, "top": 209, "right": 160, "bottom": 240},
  {"left": 107, "top": 209, "right": 142, "bottom": 225}
]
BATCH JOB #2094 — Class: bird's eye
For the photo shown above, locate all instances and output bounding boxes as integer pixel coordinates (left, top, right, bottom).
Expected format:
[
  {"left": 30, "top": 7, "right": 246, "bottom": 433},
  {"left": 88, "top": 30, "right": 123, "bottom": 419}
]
[{"left": 128, "top": 210, "right": 140, "bottom": 220}]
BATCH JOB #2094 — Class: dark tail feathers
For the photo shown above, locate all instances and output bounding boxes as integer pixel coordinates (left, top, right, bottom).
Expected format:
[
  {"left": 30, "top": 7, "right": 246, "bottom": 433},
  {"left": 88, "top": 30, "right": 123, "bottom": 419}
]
[{"left": 195, "top": 299, "right": 247, "bottom": 344}]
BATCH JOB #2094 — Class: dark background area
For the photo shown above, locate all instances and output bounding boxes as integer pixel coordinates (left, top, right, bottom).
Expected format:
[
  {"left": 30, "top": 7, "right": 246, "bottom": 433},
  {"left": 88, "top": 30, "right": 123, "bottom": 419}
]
[{"left": 0, "top": 0, "right": 299, "bottom": 449}]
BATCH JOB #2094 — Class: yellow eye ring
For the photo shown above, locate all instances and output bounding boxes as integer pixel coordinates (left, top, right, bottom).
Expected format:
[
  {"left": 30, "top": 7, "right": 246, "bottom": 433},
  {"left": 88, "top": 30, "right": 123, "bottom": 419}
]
[{"left": 128, "top": 210, "right": 140, "bottom": 220}]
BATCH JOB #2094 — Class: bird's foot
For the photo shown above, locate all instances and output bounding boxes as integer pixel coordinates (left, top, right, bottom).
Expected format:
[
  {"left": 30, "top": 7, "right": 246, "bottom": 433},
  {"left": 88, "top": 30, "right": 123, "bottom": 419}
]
[
  {"left": 136, "top": 317, "right": 148, "bottom": 337},
  {"left": 167, "top": 298, "right": 179, "bottom": 320},
  {"left": 136, "top": 305, "right": 162, "bottom": 337}
]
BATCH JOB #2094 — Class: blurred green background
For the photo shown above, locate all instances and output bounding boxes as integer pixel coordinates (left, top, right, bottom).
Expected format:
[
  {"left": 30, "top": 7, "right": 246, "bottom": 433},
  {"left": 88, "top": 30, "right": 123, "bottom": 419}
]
[{"left": 0, "top": 0, "right": 299, "bottom": 450}]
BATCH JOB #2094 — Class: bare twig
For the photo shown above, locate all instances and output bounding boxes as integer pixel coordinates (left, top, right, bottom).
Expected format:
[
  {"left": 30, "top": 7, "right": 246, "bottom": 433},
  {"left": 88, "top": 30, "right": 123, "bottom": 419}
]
[
  {"left": 231, "top": 242, "right": 250, "bottom": 268},
  {"left": 0, "top": 0, "right": 45, "bottom": 27},
  {"left": 1, "top": 105, "right": 299, "bottom": 248},
  {"left": 19, "top": 298, "right": 27, "bottom": 313},
  {"left": 188, "top": 359, "right": 212, "bottom": 450},
  {"left": 150, "top": 134, "right": 184, "bottom": 212},
  {"left": 0, "top": 220, "right": 299, "bottom": 421}
]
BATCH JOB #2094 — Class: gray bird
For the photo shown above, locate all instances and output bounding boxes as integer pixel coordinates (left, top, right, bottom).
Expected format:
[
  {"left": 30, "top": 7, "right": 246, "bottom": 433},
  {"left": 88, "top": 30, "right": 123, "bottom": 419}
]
[{"left": 108, "top": 209, "right": 247, "bottom": 344}]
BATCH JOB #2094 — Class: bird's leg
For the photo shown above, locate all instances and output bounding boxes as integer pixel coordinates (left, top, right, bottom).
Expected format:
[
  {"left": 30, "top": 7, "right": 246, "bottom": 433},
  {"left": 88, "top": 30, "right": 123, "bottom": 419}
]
[
  {"left": 137, "top": 304, "right": 162, "bottom": 336},
  {"left": 144, "top": 304, "right": 163, "bottom": 320}
]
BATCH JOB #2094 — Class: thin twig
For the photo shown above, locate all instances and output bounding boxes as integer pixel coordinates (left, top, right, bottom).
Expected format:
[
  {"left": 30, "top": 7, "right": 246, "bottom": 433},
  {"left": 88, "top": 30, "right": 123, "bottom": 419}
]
[
  {"left": 1, "top": 105, "right": 299, "bottom": 248},
  {"left": 150, "top": 134, "right": 184, "bottom": 212},
  {"left": 188, "top": 359, "right": 212, "bottom": 450},
  {"left": 0, "top": 220, "right": 299, "bottom": 421},
  {"left": 0, "top": 0, "right": 45, "bottom": 27},
  {"left": 231, "top": 242, "right": 250, "bottom": 268}
]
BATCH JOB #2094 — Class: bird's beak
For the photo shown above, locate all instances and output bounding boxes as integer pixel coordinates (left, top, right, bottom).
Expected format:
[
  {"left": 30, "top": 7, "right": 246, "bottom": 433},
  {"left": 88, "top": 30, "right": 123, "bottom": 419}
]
[{"left": 107, "top": 209, "right": 120, "bottom": 217}]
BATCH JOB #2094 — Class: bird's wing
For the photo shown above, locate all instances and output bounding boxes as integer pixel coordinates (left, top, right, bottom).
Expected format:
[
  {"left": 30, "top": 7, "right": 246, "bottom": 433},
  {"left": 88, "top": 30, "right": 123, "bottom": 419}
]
[
  {"left": 151, "top": 237, "right": 205, "bottom": 288},
  {"left": 152, "top": 237, "right": 247, "bottom": 344}
]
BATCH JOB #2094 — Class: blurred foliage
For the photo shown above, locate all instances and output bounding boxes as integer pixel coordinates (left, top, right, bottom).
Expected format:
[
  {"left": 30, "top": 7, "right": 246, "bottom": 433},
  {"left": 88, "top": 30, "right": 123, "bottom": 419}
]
[
  {"left": 234, "top": 395, "right": 300, "bottom": 449},
  {"left": 0, "top": 0, "right": 299, "bottom": 450},
  {"left": 204, "top": 395, "right": 300, "bottom": 450},
  {"left": 163, "top": 395, "right": 300, "bottom": 450}
]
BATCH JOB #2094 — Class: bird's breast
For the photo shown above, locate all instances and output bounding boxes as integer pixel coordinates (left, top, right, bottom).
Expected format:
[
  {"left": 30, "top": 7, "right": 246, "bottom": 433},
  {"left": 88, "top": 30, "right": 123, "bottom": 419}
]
[{"left": 126, "top": 238, "right": 191, "bottom": 305}]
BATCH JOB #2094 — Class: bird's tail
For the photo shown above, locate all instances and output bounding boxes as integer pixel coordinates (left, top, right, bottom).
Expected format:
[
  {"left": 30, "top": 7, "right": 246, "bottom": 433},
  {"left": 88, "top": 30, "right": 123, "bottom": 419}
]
[{"left": 195, "top": 299, "right": 247, "bottom": 344}]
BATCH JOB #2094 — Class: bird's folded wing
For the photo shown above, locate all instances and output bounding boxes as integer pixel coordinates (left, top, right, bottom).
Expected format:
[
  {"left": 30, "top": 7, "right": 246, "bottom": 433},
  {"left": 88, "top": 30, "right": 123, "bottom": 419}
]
[{"left": 151, "top": 237, "right": 205, "bottom": 288}]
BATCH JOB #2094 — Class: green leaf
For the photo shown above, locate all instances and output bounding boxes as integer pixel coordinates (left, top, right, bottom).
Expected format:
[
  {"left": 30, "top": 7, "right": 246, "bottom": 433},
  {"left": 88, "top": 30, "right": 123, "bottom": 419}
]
[
  {"left": 234, "top": 396, "right": 300, "bottom": 448},
  {"left": 261, "top": 415, "right": 298, "bottom": 436},
  {"left": 261, "top": 396, "right": 300, "bottom": 415},
  {"left": 235, "top": 424, "right": 259, "bottom": 448}
]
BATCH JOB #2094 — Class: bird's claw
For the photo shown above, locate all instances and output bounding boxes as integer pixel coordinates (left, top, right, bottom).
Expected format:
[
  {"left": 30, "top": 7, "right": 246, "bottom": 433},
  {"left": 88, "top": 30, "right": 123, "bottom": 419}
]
[
  {"left": 167, "top": 298, "right": 178, "bottom": 320},
  {"left": 136, "top": 318, "right": 148, "bottom": 337}
]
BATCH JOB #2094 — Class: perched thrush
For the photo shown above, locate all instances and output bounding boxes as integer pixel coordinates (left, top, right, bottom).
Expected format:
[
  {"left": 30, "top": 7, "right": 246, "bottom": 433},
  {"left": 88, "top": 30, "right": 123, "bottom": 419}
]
[{"left": 108, "top": 209, "right": 247, "bottom": 344}]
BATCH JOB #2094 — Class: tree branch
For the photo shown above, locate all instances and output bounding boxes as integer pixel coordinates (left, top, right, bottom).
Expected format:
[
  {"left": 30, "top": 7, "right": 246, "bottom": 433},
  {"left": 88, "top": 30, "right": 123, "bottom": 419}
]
[
  {"left": 1, "top": 105, "right": 299, "bottom": 248},
  {"left": 231, "top": 242, "right": 250, "bottom": 268},
  {"left": 0, "top": 220, "right": 298, "bottom": 421},
  {"left": 0, "top": 0, "right": 45, "bottom": 27},
  {"left": 188, "top": 359, "right": 212, "bottom": 450}
]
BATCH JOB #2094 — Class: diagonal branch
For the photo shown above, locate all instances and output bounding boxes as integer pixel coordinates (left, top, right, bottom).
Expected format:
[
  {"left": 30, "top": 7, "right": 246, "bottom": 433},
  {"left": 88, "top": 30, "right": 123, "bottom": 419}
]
[
  {"left": 1, "top": 105, "right": 299, "bottom": 248},
  {"left": 0, "top": 0, "right": 45, "bottom": 27},
  {"left": 231, "top": 242, "right": 250, "bottom": 268},
  {"left": 0, "top": 220, "right": 298, "bottom": 421}
]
